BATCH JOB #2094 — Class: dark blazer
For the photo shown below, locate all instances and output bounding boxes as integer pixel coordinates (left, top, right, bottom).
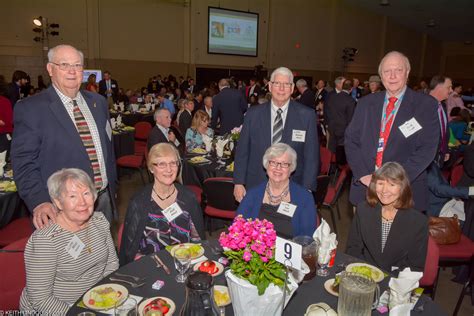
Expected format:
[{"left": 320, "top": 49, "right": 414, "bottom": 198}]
[
  {"left": 459, "top": 142, "right": 474, "bottom": 187},
  {"left": 315, "top": 88, "right": 327, "bottom": 104},
  {"left": 147, "top": 125, "right": 170, "bottom": 151},
  {"left": 98, "top": 79, "right": 119, "bottom": 102},
  {"left": 344, "top": 88, "right": 440, "bottom": 211},
  {"left": 211, "top": 87, "right": 247, "bottom": 135},
  {"left": 234, "top": 100, "right": 319, "bottom": 191},
  {"left": 6, "top": 82, "right": 20, "bottom": 106},
  {"left": 11, "top": 86, "right": 117, "bottom": 212},
  {"left": 346, "top": 202, "right": 429, "bottom": 272},
  {"left": 178, "top": 110, "right": 192, "bottom": 137},
  {"left": 299, "top": 89, "right": 316, "bottom": 108},
  {"left": 325, "top": 90, "right": 355, "bottom": 151}
]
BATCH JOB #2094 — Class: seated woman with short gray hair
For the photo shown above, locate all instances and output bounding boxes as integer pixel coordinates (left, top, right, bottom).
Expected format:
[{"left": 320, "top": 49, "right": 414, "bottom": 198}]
[
  {"left": 20, "top": 168, "right": 118, "bottom": 314},
  {"left": 237, "top": 143, "right": 317, "bottom": 238}
]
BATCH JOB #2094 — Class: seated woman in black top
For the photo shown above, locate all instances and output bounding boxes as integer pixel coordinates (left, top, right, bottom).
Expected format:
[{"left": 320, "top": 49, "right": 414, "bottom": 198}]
[
  {"left": 346, "top": 162, "right": 428, "bottom": 272},
  {"left": 119, "top": 143, "right": 205, "bottom": 266}
]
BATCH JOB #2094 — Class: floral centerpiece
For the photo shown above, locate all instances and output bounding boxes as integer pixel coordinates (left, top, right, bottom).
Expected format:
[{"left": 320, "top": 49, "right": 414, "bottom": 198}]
[
  {"left": 219, "top": 215, "right": 286, "bottom": 295},
  {"left": 229, "top": 125, "right": 242, "bottom": 141}
]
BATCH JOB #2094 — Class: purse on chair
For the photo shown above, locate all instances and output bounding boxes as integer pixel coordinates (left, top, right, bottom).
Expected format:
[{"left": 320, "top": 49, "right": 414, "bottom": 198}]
[{"left": 428, "top": 215, "right": 462, "bottom": 245}]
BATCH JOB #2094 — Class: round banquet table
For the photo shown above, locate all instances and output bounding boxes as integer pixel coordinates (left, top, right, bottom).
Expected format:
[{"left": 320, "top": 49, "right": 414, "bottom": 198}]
[
  {"left": 113, "top": 130, "right": 135, "bottom": 158},
  {"left": 110, "top": 111, "right": 154, "bottom": 127},
  {"left": 68, "top": 240, "right": 447, "bottom": 315},
  {"left": 182, "top": 154, "right": 233, "bottom": 187}
]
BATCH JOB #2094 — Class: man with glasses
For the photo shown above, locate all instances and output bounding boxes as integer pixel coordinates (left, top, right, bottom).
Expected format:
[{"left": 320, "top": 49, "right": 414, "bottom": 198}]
[
  {"left": 11, "top": 44, "right": 117, "bottom": 228},
  {"left": 234, "top": 67, "right": 319, "bottom": 202}
]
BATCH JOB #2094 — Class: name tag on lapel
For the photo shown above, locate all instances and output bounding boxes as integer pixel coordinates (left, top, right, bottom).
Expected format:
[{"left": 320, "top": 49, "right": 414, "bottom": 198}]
[
  {"left": 398, "top": 117, "right": 422, "bottom": 138},
  {"left": 162, "top": 202, "right": 183, "bottom": 222},
  {"left": 65, "top": 235, "right": 85, "bottom": 259},
  {"left": 292, "top": 130, "right": 306, "bottom": 142}
]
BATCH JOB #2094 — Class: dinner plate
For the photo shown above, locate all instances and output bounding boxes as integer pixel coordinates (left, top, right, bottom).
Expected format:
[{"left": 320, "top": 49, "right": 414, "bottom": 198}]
[
  {"left": 193, "top": 260, "right": 224, "bottom": 277},
  {"left": 83, "top": 283, "right": 128, "bottom": 311},
  {"left": 170, "top": 243, "right": 204, "bottom": 260},
  {"left": 188, "top": 156, "right": 210, "bottom": 164},
  {"left": 323, "top": 278, "right": 338, "bottom": 297},
  {"left": 345, "top": 263, "right": 384, "bottom": 282},
  {"left": 213, "top": 285, "right": 232, "bottom": 306},
  {"left": 138, "top": 296, "right": 176, "bottom": 315},
  {"left": 189, "top": 148, "right": 208, "bottom": 155}
]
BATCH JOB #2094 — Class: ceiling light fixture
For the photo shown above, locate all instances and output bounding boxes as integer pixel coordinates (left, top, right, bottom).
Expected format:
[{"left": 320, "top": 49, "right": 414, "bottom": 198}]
[{"left": 33, "top": 16, "right": 43, "bottom": 26}]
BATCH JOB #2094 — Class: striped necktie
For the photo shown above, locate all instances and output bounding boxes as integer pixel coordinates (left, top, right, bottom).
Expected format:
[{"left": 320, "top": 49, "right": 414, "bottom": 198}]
[
  {"left": 72, "top": 100, "right": 103, "bottom": 189},
  {"left": 272, "top": 108, "right": 283, "bottom": 144}
]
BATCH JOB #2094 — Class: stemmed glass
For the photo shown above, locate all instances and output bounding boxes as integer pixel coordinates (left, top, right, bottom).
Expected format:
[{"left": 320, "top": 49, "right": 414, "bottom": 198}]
[
  {"left": 316, "top": 247, "right": 331, "bottom": 277},
  {"left": 172, "top": 245, "right": 191, "bottom": 283},
  {"left": 114, "top": 297, "right": 137, "bottom": 316}
]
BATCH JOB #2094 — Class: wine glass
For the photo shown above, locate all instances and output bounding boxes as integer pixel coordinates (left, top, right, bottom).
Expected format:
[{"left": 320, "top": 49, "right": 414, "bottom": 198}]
[
  {"left": 172, "top": 245, "right": 191, "bottom": 283},
  {"left": 316, "top": 247, "right": 331, "bottom": 277},
  {"left": 114, "top": 297, "right": 137, "bottom": 316}
]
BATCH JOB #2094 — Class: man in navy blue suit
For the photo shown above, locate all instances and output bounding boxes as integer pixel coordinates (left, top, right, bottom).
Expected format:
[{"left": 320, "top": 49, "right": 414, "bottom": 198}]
[
  {"left": 233, "top": 67, "right": 319, "bottom": 202},
  {"left": 211, "top": 78, "right": 247, "bottom": 135},
  {"left": 11, "top": 44, "right": 117, "bottom": 228},
  {"left": 345, "top": 51, "right": 439, "bottom": 211}
]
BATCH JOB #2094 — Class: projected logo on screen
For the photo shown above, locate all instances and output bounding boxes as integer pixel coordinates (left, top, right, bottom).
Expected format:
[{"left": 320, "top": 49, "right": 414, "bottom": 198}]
[{"left": 208, "top": 7, "right": 259, "bottom": 57}]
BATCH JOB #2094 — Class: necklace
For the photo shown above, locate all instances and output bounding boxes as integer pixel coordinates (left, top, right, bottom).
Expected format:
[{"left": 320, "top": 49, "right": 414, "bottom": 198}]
[
  {"left": 381, "top": 208, "right": 397, "bottom": 222},
  {"left": 153, "top": 185, "right": 176, "bottom": 201},
  {"left": 266, "top": 182, "right": 289, "bottom": 205}
]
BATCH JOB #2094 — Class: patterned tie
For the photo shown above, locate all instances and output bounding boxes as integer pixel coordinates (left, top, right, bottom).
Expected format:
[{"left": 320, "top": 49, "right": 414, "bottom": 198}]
[
  {"left": 272, "top": 108, "right": 283, "bottom": 144},
  {"left": 375, "top": 97, "right": 398, "bottom": 168},
  {"left": 72, "top": 100, "right": 103, "bottom": 189},
  {"left": 438, "top": 102, "right": 447, "bottom": 153}
]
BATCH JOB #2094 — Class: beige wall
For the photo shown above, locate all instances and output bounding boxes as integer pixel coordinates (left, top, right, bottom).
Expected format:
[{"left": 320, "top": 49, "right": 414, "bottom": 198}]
[{"left": 0, "top": 0, "right": 460, "bottom": 90}]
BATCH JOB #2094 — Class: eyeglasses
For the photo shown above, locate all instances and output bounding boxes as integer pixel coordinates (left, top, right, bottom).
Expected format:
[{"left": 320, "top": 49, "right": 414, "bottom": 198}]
[
  {"left": 50, "top": 62, "right": 84, "bottom": 71},
  {"left": 152, "top": 161, "right": 180, "bottom": 169},
  {"left": 268, "top": 160, "right": 291, "bottom": 169},
  {"left": 271, "top": 81, "right": 293, "bottom": 89}
]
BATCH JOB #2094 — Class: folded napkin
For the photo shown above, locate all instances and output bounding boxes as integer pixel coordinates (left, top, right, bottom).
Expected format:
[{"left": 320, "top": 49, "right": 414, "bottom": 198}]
[
  {"left": 118, "top": 103, "right": 125, "bottom": 112},
  {"left": 113, "top": 104, "right": 118, "bottom": 111},
  {"left": 117, "top": 115, "right": 123, "bottom": 126},
  {"left": 0, "top": 150, "right": 6, "bottom": 176},
  {"left": 313, "top": 219, "right": 337, "bottom": 264},
  {"left": 202, "top": 135, "right": 213, "bottom": 152},
  {"left": 131, "top": 104, "right": 139, "bottom": 112},
  {"left": 216, "top": 138, "right": 229, "bottom": 157},
  {"left": 110, "top": 118, "right": 116, "bottom": 129},
  {"left": 389, "top": 268, "right": 423, "bottom": 313},
  {"left": 145, "top": 103, "right": 151, "bottom": 111}
]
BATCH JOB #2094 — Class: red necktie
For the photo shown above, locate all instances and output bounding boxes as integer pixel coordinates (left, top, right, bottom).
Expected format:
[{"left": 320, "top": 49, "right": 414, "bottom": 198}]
[{"left": 375, "top": 97, "right": 398, "bottom": 168}]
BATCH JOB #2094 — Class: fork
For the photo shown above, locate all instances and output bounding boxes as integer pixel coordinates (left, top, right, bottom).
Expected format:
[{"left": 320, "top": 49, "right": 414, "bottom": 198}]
[
  {"left": 114, "top": 272, "right": 145, "bottom": 282},
  {"left": 109, "top": 277, "right": 145, "bottom": 288}
]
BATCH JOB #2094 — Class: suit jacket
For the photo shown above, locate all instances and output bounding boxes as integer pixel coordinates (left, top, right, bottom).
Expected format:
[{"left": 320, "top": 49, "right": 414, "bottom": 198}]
[
  {"left": 234, "top": 100, "right": 319, "bottom": 191},
  {"left": 211, "top": 87, "right": 247, "bottom": 135},
  {"left": 346, "top": 202, "right": 428, "bottom": 272},
  {"left": 98, "top": 79, "right": 119, "bottom": 102},
  {"left": 344, "top": 88, "right": 439, "bottom": 211},
  {"left": 315, "top": 88, "right": 327, "bottom": 104},
  {"left": 7, "top": 82, "right": 20, "bottom": 107},
  {"left": 299, "top": 89, "right": 316, "bottom": 108},
  {"left": 147, "top": 125, "right": 170, "bottom": 151},
  {"left": 325, "top": 91, "right": 355, "bottom": 151},
  {"left": 11, "top": 86, "right": 117, "bottom": 212},
  {"left": 178, "top": 110, "right": 192, "bottom": 137}
]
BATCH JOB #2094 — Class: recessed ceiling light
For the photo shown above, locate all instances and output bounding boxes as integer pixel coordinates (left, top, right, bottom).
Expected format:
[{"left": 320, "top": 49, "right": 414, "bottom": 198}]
[{"left": 380, "top": 0, "right": 390, "bottom": 6}]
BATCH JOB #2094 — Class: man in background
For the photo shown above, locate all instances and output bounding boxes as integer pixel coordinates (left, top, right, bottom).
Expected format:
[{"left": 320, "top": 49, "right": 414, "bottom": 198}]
[
  {"left": 99, "top": 70, "right": 119, "bottom": 107},
  {"left": 211, "top": 78, "right": 247, "bottom": 135}
]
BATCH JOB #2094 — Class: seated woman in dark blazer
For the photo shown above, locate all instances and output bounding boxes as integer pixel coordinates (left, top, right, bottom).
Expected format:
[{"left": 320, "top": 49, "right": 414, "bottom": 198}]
[
  {"left": 237, "top": 143, "right": 317, "bottom": 238},
  {"left": 346, "top": 162, "right": 428, "bottom": 272}
]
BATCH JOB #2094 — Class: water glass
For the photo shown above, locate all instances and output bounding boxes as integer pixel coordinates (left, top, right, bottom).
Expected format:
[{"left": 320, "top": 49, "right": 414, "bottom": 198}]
[
  {"left": 173, "top": 245, "right": 191, "bottom": 283},
  {"left": 316, "top": 247, "right": 331, "bottom": 277},
  {"left": 292, "top": 235, "right": 318, "bottom": 281},
  {"left": 114, "top": 297, "right": 137, "bottom": 316}
]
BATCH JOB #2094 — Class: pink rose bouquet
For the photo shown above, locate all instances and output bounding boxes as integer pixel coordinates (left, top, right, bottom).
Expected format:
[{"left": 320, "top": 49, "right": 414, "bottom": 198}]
[{"left": 219, "top": 215, "right": 286, "bottom": 295}]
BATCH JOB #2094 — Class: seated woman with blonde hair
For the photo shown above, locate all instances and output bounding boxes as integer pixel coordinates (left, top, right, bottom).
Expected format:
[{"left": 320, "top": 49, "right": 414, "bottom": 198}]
[
  {"left": 346, "top": 162, "right": 428, "bottom": 272},
  {"left": 185, "top": 110, "right": 214, "bottom": 152}
]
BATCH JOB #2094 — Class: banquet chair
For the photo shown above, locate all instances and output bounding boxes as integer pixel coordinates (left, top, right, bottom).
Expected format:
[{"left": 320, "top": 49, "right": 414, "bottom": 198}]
[
  {"left": 320, "top": 165, "right": 350, "bottom": 234},
  {"left": 450, "top": 164, "right": 464, "bottom": 187},
  {"left": 419, "top": 236, "right": 440, "bottom": 299},
  {"left": 319, "top": 146, "right": 332, "bottom": 175},
  {"left": 116, "top": 154, "right": 146, "bottom": 184},
  {"left": 0, "top": 217, "right": 33, "bottom": 248},
  {"left": 313, "top": 175, "right": 330, "bottom": 226},
  {"left": 134, "top": 122, "right": 153, "bottom": 156},
  {"left": 202, "top": 177, "right": 238, "bottom": 235},
  {"left": 0, "top": 236, "right": 28, "bottom": 310},
  {"left": 186, "top": 185, "right": 203, "bottom": 205},
  {"left": 453, "top": 255, "right": 474, "bottom": 316}
]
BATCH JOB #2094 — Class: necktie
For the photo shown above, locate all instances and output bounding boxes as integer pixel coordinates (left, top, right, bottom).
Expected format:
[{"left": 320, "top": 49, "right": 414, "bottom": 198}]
[
  {"left": 438, "top": 102, "right": 447, "bottom": 152},
  {"left": 272, "top": 108, "right": 283, "bottom": 144},
  {"left": 375, "top": 97, "right": 398, "bottom": 168},
  {"left": 72, "top": 100, "right": 103, "bottom": 189}
]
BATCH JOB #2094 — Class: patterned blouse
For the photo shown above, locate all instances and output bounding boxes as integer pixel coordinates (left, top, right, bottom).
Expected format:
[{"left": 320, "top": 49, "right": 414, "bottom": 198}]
[
  {"left": 381, "top": 220, "right": 392, "bottom": 252},
  {"left": 185, "top": 127, "right": 214, "bottom": 152}
]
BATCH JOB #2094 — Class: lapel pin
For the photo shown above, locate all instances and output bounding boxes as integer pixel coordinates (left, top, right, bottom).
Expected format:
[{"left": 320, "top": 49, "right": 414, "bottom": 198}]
[{"left": 93, "top": 102, "right": 96, "bottom": 108}]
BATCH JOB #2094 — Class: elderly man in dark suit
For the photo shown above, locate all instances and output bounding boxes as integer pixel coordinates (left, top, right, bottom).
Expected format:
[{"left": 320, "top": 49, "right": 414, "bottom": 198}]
[
  {"left": 211, "top": 78, "right": 247, "bottom": 135},
  {"left": 98, "top": 70, "right": 119, "bottom": 105},
  {"left": 147, "top": 108, "right": 179, "bottom": 151},
  {"left": 295, "top": 79, "right": 316, "bottom": 109},
  {"left": 345, "top": 51, "right": 439, "bottom": 211},
  {"left": 234, "top": 67, "right": 319, "bottom": 202},
  {"left": 11, "top": 44, "right": 117, "bottom": 229}
]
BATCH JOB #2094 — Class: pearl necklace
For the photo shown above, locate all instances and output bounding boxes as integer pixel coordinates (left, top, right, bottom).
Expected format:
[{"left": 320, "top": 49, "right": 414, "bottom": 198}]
[{"left": 266, "top": 182, "right": 289, "bottom": 205}]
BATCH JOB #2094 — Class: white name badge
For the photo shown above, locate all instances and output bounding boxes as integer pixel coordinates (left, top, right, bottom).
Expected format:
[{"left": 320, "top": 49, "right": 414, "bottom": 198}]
[
  {"left": 162, "top": 202, "right": 183, "bottom": 222},
  {"left": 277, "top": 202, "right": 297, "bottom": 217},
  {"left": 137, "top": 98, "right": 143, "bottom": 103},
  {"left": 292, "top": 130, "right": 306, "bottom": 142},
  {"left": 275, "top": 237, "right": 302, "bottom": 270},
  {"left": 398, "top": 117, "right": 422, "bottom": 138},
  {"left": 65, "top": 234, "right": 85, "bottom": 259},
  {"left": 111, "top": 84, "right": 116, "bottom": 88}
]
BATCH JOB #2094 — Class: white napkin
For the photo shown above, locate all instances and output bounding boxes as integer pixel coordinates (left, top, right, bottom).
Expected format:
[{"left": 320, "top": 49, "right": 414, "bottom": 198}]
[
  {"left": 313, "top": 219, "right": 337, "bottom": 264},
  {"left": 119, "top": 102, "right": 125, "bottom": 112},
  {"left": 110, "top": 118, "right": 116, "bottom": 129},
  {"left": 151, "top": 103, "right": 156, "bottom": 111},
  {"left": 131, "top": 104, "right": 139, "bottom": 112},
  {"left": 117, "top": 115, "right": 123, "bottom": 126},
  {"left": 202, "top": 135, "right": 213, "bottom": 152},
  {"left": 99, "top": 294, "right": 143, "bottom": 315},
  {"left": 113, "top": 104, "right": 118, "bottom": 111},
  {"left": 389, "top": 268, "right": 423, "bottom": 312},
  {"left": 145, "top": 103, "right": 151, "bottom": 111},
  {"left": 216, "top": 138, "right": 229, "bottom": 157},
  {"left": 0, "top": 151, "right": 6, "bottom": 176},
  {"left": 389, "top": 303, "right": 412, "bottom": 316}
]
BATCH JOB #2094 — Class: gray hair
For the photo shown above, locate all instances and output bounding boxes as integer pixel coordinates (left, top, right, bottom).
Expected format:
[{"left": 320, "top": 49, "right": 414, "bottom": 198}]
[
  {"left": 334, "top": 76, "right": 345, "bottom": 86},
  {"left": 47, "top": 168, "right": 97, "bottom": 202},
  {"left": 295, "top": 79, "right": 307, "bottom": 88},
  {"left": 48, "top": 44, "right": 84, "bottom": 64},
  {"left": 262, "top": 143, "right": 297, "bottom": 172},
  {"left": 154, "top": 107, "right": 170, "bottom": 121},
  {"left": 378, "top": 51, "right": 411, "bottom": 77},
  {"left": 270, "top": 67, "right": 294, "bottom": 84}
]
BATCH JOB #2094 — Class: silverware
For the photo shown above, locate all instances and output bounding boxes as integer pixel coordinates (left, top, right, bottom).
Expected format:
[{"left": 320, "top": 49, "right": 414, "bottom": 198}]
[
  {"left": 154, "top": 254, "right": 171, "bottom": 275},
  {"left": 152, "top": 255, "right": 162, "bottom": 268},
  {"left": 114, "top": 272, "right": 145, "bottom": 282},
  {"left": 109, "top": 277, "right": 145, "bottom": 288}
]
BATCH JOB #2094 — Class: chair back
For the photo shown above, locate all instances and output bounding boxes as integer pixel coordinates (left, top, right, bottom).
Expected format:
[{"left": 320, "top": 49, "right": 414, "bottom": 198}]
[
  {"left": 420, "top": 236, "right": 439, "bottom": 287},
  {"left": 0, "top": 217, "right": 34, "bottom": 247},
  {"left": 313, "top": 175, "right": 330, "bottom": 206},
  {"left": 117, "top": 222, "right": 124, "bottom": 251},
  {"left": 450, "top": 164, "right": 464, "bottom": 187},
  {"left": 324, "top": 165, "right": 349, "bottom": 205},
  {"left": 0, "top": 237, "right": 29, "bottom": 310},
  {"left": 202, "top": 177, "right": 239, "bottom": 211},
  {"left": 134, "top": 122, "right": 153, "bottom": 141},
  {"left": 319, "top": 147, "right": 332, "bottom": 175}
]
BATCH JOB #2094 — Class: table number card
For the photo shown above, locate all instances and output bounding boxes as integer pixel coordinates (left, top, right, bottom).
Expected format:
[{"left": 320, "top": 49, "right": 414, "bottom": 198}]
[{"left": 275, "top": 237, "right": 302, "bottom": 271}]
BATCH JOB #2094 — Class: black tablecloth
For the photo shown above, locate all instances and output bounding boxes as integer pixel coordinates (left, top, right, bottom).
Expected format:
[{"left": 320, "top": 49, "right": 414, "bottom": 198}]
[
  {"left": 68, "top": 240, "right": 447, "bottom": 315},
  {"left": 113, "top": 130, "right": 135, "bottom": 158},
  {"left": 0, "top": 191, "right": 28, "bottom": 229},
  {"left": 182, "top": 155, "right": 233, "bottom": 187}
]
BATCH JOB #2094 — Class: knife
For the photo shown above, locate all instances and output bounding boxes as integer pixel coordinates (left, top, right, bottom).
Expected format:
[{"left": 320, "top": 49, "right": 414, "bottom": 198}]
[{"left": 154, "top": 254, "right": 171, "bottom": 275}]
